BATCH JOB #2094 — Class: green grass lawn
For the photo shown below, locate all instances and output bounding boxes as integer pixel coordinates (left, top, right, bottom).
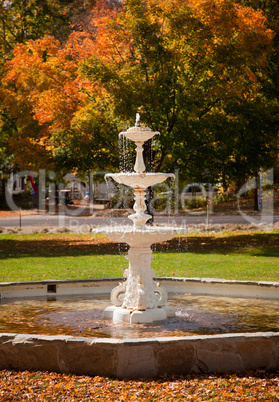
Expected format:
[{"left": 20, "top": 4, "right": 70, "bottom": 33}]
[{"left": 0, "top": 231, "right": 278, "bottom": 282}]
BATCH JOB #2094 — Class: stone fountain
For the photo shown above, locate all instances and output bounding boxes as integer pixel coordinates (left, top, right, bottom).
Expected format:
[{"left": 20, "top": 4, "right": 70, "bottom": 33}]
[
  {"left": 1, "top": 124, "right": 279, "bottom": 379},
  {"left": 93, "top": 114, "right": 182, "bottom": 324}
]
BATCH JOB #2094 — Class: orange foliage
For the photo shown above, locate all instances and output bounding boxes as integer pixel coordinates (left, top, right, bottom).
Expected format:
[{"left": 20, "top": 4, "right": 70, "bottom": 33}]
[
  {"left": 66, "top": 0, "right": 129, "bottom": 64},
  {"left": 0, "top": 0, "right": 274, "bottom": 171},
  {"left": 190, "top": 0, "right": 274, "bottom": 52},
  {"left": 2, "top": 37, "right": 81, "bottom": 149},
  {"left": 3, "top": 0, "right": 272, "bottom": 127}
]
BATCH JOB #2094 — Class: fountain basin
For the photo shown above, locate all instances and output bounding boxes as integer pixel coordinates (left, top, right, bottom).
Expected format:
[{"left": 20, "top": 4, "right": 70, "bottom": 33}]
[
  {"left": 0, "top": 278, "right": 278, "bottom": 378},
  {"left": 1, "top": 292, "right": 279, "bottom": 337},
  {"left": 0, "top": 331, "right": 278, "bottom": 379}
]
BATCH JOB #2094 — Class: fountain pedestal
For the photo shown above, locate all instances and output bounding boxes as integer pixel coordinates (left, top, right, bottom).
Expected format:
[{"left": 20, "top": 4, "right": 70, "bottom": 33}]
[
  {"left": 104, "top": 305, "right": 175, "bottom": 324},
  {"left": 103, "top": 246, "right": 175, "bottom": 323},
  {"left": 93, "top": 114, "right": 181, "bottom": 324}
]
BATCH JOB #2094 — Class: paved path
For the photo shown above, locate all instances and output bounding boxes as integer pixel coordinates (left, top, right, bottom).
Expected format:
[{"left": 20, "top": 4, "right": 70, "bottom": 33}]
[{"left": 0, "top": 212, "right": 277, "bottom": 228}]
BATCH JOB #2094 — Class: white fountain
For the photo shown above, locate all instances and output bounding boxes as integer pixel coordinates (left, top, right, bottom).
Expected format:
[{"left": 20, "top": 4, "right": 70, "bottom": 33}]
[{"left": 93, "top": 114, "right": 182, "bottom": 324}]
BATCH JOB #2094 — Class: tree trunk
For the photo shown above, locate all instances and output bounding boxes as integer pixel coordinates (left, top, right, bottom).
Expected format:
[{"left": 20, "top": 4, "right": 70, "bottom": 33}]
[
  {"left": 0, "top": 178, "right": 7, "bottom": 208},
  {"left": 145, "top": 186, "right": 154, "bottom": 225},
  {"left": 254, "top": 172, "right": 260, "bottom": 211}
]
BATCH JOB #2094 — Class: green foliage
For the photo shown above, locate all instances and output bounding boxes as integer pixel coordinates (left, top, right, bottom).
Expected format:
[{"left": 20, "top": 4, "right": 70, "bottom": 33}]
[
  {"left": 81, "top": 0, "right": 278, "bottom": 184},
  {"left": 184, "top": 198, "right": 208, "bottom": 209},
  {"left": 52, "top": 106, "right": 119, "bottom": 174},
  {"left": 235, "top": 0, "right": 279, "bottom": 174},
  {"left": 0, "top": 0, "right": 81, "bottom": 58}
]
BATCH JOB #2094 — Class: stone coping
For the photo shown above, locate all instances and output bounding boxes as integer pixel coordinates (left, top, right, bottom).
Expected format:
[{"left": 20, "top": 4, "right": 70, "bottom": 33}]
[
  {"left": 0, "top": 332, "right": 278, "bottom": 378},
  {"left": 0, "top": 277, "right": 120, "bottom": 287},
  {"left": 1, "top": 277, "right": 278, "bottom": 300},
  {"left": 1, "top": 277, "right": 279, "bottom": 287}
]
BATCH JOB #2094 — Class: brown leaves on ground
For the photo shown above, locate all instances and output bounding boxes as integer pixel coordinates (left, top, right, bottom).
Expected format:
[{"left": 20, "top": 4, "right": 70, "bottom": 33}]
[
  {"left": 0, "top": 369, "right": 278, "bottom": 401},
  {"left": 0, "top": 210, "right": 37, "bottom": 218}
]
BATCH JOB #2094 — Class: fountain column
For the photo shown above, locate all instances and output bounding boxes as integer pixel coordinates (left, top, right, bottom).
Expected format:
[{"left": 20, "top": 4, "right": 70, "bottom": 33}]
[
  {"left": 123, "top": 248, "right": 167, "bottom": 309},
  {"left": 129, "top": 189, "right": 152, "bottom": 229}
]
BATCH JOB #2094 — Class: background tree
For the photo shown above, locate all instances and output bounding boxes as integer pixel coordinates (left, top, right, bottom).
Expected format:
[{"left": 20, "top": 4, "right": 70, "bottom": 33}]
[
  {"left": 0, "top": 0, "right": 92, "bottom": 58},
  {"left": 80, "top": 0, "right": 275, "bottom": 187},
  {"left": 0, "top": 0, "right": 98, "bottom": 204},
  {"left": 236, "top": 0, "right": 279, "bottom": 184},
  {"left": 0, "top": 32, "right": 119, "bottom": 177}
]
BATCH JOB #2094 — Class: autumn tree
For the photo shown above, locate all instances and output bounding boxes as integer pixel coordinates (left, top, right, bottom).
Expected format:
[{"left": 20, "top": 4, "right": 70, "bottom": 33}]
[
  {"left": 0, "top": 31, "right": 119, "bottom": 176},
  {"left": 0, "top": 0, "right": 100, "bottom": 204},
  {"left": 79, "top": 0, "right": 276, "bottom": 187},
  {"left": 0, "top": 0, "right": 120, "bottom": 207}
]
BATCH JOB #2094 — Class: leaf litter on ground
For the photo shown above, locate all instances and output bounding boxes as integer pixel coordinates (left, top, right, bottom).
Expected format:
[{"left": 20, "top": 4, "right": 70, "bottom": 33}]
[{"left": 0, "top": 369, "right": 278, "bottom": 401}]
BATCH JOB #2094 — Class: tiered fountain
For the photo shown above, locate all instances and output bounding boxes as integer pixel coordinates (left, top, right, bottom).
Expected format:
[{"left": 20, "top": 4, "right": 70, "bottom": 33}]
[
  {"left": 1, "top": 112, "right": 278, "bottom": 376},
  {"left": 94, "top": 114, "right": 182, "bottom": 324}
]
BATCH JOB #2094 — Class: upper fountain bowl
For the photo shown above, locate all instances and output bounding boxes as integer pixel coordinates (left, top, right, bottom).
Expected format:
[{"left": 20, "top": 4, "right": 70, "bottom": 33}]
[
  {"left": 106, "top": 172, "right": 175, "bottom": 189},
  {"left": 119, "top": 126, "right": 160, "bottom": 143}
]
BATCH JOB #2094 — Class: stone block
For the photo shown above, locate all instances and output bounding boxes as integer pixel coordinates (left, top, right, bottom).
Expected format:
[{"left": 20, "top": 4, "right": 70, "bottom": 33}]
[
  {"left": 17, "top": 339, "right": 60, "bottom": 373},
  {"left": 0, "top": 335, "right": 62, "bottom": 373},
  {"left": 236, "top": 338, "right": 275, "bottom": 370},
  {"left": 0, "top": 335, "right": 19, "bottom": 369},
  {"left": 155, "top": 341, "right": 195, "bottom": 375},
  {"left": 59, "top": 339, "right": 118, "bottom": 377},
  {"left": 116, "top": 344, "right": 156, "bottom": 378},
  {"left": 196, "top": 349, "right": 243, "bottom": 373}
]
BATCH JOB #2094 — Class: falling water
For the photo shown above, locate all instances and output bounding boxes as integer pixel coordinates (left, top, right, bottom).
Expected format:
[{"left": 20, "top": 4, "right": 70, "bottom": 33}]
[
  {"left": 166, "top": 177, "right": 176, "bottom": 225},
  {"left": 120, "top": 135, "right": 156, "bottom": 173},
  {"left": 123, "top": 136, "right": 128, "bottom": 171},
  {"left": 119, "top": 136, "right": 135, "bottom": 173},
  {"left": 150, "top": 141, "right": 155, "bottom": 172},
  {"left": 167, "top": 187, "right": 173, "bottom": 225},
  {"left": 145, "top": 138, "right": 155, "bottom": 172},
  {"left": 118, "top": 136, "right": 124, "bottom": 173}
]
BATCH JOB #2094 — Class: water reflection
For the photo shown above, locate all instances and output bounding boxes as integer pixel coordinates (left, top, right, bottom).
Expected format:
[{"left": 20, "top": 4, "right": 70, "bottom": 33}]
[{"left": 0, "top": 294, "right": 278, "bottom": 339}]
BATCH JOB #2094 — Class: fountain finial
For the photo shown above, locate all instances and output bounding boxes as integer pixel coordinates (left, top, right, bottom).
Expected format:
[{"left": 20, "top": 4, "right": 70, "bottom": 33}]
[{"left": 135, "top": 113, "right": 140, "bottom": 127}]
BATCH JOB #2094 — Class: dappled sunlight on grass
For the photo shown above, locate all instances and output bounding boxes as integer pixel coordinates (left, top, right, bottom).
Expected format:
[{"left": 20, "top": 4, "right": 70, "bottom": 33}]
[{"left": 0, "top": 231, "right": 278, "bottom": 282}]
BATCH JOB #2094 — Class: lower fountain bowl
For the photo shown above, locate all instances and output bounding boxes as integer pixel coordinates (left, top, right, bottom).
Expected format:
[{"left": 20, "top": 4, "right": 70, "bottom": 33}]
[{"left": 92, "top": 225, "right": 183, "bottom": 247}]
